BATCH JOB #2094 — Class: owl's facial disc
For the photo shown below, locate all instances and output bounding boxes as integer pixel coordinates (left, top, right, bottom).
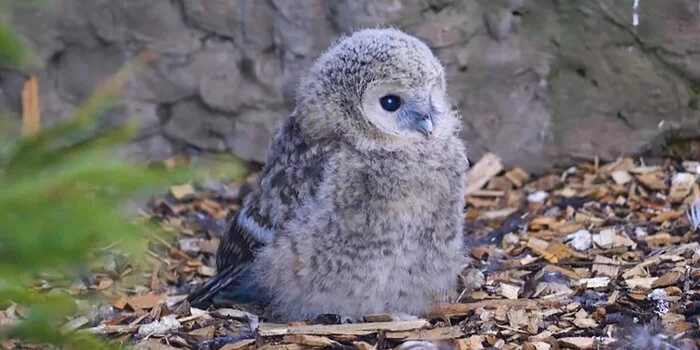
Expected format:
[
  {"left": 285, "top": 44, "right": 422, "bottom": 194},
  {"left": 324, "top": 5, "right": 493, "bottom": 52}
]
[{"left": 362, "top": 81, "right": 441, "bottom": 140}]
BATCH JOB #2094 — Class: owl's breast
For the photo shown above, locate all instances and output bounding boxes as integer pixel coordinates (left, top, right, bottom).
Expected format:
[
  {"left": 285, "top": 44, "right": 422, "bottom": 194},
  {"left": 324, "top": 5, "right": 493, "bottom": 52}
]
[{"left": 329, "top": 147, "right": 461, "bottom": 221}]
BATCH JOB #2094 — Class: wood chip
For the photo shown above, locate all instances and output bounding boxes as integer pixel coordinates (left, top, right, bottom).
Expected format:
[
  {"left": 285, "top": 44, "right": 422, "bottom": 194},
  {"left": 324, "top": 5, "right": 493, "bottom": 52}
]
[
  {"left": 455, "top": 336, "right": 485, "bottom": 350},
  {"left": 429, "top": 300, "right": 561, "bottom": 318},
  {"left": 669, "top": 173, "right": 696, "bottom": 203},
  {"left": 636, "top": 172, "right": 667, "bottom": 191},
  {"left": 652, "top": 209, "right": 685, "bottom": 223},
  {"left": 507, "top": 308, "right": 529, "bottom": 330},
  {"left": 629, "top": 165, "right": 662, "bottom": 174},
  {"left": 61, "top": 316, "right": 90, "bottom": 334},
  {"left": 576, "top": 277, "right": 610, "bottom": 289},
  {"left": 592, "top": 255, "right": 621, "bottom": 278},
  {"left": 127, "top": 293, "right": 164, "bottom": 310},
  {"left": 259, "top": 344, "right": 305, "bottom": 350},
  {"left": 558, "top": 337, "right": 595, "bottom": 349},
  {"left": 111, "top": 296, "right": 128, "bottom": 310},
  {"left": 480, "top": 207, "right": 518, "bottom": 220},
  {"left": 524, "top": 342, "right": 551, "bottom": 350},
  {"left": 572, "top": 317, "right": 597, "bottom": 329},
  {"left": 546, "top": 241, "right": 574, "bottom": 261},
  {"left": 363, "top": 314, "right": 393, "bottom": 322},
  {"left": 625, "top": 277, "right": 658, "bottom": 290},
  {"left": 220, "top": 340, "right": 256, "bottom": 350},
  {"left": 610, "top": 170, "right": 633, "bottom": 185},
  {"left": 352, "top": 341, "right": 377, "bottom": 350},
  {"left": 258, "top": 320, "right": 429, "bottom": 337},
  {"left": 170, "top": 183, "right": 196, "bottom": 200},
  {"left": 592, "top": 228, "right": 616, "bottom": 249},
  {"left": 505, "top": 168, "right": 529, "bottom": 187},
  {"left": 385, "top": 326, "right": 464, "bottom": 341},
  {"left": 651, "top": 269, "right": 683, "bottom": 288},
  {"left": 500, "top": 283, "right": 521, "bottom": 300},
  {"left": 644, "top": 232, "right": 681, "bottom": 248},
  {"left": 469, "top": 190, "right": 506, "bottom": 197},
  {"left": 282, "top": 334, "right": 336, "bottom": 347},
  {"left": 133, "top": 340, "right": 180, "bottom": 350},
  {"left": 21, "top": 75, "right": 40, "bottom": 137},
  {"left": 197, "top": 265, "right": 216, "bottom": 277},
  {"left": 188, "top": 325, "right": 215, "bottom": 341},
  {"left": 464, "top": 153, "right": 503, "bottom": 196}
]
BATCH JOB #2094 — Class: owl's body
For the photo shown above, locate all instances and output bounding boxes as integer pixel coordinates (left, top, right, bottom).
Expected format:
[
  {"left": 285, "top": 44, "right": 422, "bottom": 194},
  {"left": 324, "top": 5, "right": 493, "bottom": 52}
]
[{"left": 187, "top": 28, "right": 469, "bottom": 322}]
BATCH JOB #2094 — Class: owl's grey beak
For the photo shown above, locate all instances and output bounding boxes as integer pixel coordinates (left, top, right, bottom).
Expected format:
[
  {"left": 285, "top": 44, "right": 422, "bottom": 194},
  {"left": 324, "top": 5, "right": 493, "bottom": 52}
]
[
  {"left": 415, "top": 114, "right": 434, "bottom": 138},
  {"left": 399, "top": 101, "right": 436, "bottom": 138}
]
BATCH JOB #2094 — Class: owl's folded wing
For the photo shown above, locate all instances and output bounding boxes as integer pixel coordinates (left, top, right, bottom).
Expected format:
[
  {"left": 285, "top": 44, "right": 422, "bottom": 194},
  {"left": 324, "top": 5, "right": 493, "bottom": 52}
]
[
  {"left": 187, "top": 112, "right": 332, "bottom": 307},
  {"left": 186, "top": 212, "right": 263, "bottom": 306}
]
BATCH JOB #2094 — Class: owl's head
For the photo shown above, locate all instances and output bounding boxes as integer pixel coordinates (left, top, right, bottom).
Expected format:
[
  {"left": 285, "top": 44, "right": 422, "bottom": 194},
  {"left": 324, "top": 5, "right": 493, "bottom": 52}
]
[{"left": 296, "top": 28, "right": 459, "bottom": 149}]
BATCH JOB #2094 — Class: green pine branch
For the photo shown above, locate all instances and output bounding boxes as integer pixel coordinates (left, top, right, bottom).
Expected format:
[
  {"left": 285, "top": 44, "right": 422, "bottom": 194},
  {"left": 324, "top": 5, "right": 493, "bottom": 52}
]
[{"left": 0, "top": 4, "right": 244, "bottom": 348}]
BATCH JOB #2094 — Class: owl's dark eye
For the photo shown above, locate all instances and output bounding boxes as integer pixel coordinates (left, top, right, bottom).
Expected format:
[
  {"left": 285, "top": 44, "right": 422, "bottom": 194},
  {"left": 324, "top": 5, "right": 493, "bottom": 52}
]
[{"left": 379, "top": 95, "right": 401, "bottom": 112}]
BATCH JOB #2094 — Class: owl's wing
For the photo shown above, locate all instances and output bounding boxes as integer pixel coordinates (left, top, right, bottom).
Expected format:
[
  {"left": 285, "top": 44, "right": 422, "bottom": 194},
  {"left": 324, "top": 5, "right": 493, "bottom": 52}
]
[
  {"left": 187, "top": 112, "right": 331, "bottom": 307},
  {"left": 185, "top": 211, "right": 261, "bottom": 306}
]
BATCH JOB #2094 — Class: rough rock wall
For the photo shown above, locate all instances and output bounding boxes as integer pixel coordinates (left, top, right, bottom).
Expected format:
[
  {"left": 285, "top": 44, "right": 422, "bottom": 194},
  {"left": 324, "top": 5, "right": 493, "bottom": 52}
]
[{"left": 3, "top": 0, "right": 700, "bottom": 173}]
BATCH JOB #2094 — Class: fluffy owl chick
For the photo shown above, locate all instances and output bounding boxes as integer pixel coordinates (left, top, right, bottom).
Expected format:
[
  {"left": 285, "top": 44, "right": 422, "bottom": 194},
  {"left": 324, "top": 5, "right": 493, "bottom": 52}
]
[{"left": 187, "top": 28, "right": 469, "bottom": 322}]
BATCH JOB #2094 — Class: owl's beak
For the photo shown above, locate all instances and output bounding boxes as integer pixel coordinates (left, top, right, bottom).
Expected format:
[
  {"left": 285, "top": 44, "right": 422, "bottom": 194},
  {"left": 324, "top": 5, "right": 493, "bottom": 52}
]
[
  {"left": 399, "top": 102, "right": 436, "bottom": 138},
  {"left": 414, "top": 114, "right": 434, "bottom": 138}
]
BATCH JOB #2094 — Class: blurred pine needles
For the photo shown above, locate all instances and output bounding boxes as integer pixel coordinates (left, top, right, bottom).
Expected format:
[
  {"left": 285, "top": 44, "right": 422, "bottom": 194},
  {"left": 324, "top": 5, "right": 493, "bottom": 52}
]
[{"left": 0, "top": 4, "right": 241, "bottom": 348}]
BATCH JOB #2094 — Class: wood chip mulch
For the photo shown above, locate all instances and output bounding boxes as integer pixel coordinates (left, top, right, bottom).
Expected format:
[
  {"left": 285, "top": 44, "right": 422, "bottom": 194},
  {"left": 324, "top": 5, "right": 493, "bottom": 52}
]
[{"left": 3, "top": 155, "right": 700, "bottom": 350}]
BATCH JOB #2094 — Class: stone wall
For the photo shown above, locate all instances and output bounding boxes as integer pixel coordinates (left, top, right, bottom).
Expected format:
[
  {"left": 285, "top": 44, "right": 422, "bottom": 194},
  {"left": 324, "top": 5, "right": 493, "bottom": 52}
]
[{"left": 3, "top": 0, "right": 700, "bottom": 173}]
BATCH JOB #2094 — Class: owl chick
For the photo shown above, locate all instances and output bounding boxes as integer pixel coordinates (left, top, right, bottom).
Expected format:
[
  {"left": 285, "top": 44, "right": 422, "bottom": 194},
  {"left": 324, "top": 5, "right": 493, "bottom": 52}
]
[{"left": 187, "top": 28, "right": 469, "bottom": 322}]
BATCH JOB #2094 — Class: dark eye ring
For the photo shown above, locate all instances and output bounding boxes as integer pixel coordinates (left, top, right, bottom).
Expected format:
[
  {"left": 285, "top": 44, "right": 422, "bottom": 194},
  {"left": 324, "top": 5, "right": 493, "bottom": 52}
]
[{"left": 379, "top": 95, "right": 401, "bottom": 112}]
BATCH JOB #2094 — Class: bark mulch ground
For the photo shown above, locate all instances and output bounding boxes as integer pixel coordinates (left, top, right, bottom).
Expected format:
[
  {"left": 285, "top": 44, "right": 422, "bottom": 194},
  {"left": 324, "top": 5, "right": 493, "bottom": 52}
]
[{"left": 3, "top": 154, "right": 700, "bottom": 350}]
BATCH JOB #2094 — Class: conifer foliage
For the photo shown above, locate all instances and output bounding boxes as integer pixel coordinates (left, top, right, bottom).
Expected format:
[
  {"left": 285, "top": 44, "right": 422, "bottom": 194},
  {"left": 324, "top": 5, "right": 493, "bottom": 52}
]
[{"left": 0, "top": 4, "right": 212, "bottom": 348}]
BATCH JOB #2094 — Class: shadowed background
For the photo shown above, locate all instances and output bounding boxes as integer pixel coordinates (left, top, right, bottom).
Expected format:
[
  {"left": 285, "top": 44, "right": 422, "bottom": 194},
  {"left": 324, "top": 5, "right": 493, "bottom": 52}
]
[{"left": 2, "top": 0, "right": 700, "bottom": 173}]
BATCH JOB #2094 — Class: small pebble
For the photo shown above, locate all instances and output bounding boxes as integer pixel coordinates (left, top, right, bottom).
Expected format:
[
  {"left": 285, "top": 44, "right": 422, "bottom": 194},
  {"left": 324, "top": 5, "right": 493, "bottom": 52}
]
[
  {"left": 566, "top": 229, "right": 592, "bottom": 251},
  {"left": 527, "top": 190, "right": 549, "bottom": 203},
  {"left": 634, "top": 227, "right": 648, "bottom": 238}
]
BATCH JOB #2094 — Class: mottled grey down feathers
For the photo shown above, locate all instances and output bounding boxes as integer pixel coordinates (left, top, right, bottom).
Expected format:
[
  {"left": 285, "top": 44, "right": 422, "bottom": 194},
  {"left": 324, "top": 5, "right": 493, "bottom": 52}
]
[{"left": 187, "top": 28, "right": 469, "bottom": 322}]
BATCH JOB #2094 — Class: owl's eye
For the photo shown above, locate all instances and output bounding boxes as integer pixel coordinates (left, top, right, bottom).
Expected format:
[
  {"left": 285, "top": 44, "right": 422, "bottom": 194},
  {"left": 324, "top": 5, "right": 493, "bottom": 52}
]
[{"left": 379, "top": 95, "right": 401, "bottom": 112}]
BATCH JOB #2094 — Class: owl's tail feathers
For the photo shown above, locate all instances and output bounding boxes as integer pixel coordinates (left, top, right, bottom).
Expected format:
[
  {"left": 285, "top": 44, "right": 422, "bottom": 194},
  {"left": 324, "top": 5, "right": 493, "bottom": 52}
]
[{"left": 186, "top": 263, "right": 251, "bottom": 308}]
